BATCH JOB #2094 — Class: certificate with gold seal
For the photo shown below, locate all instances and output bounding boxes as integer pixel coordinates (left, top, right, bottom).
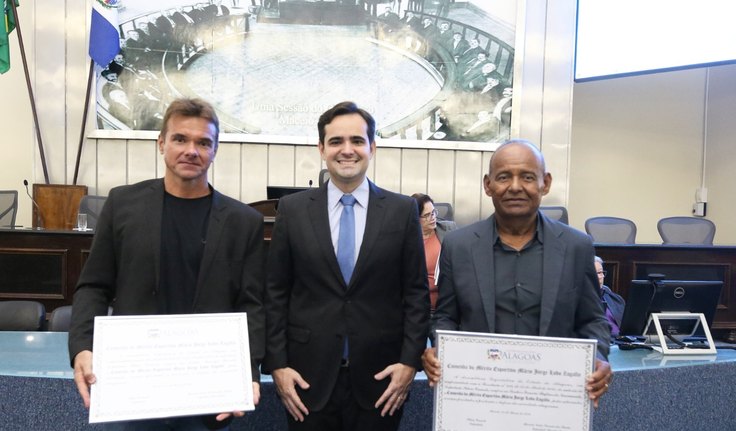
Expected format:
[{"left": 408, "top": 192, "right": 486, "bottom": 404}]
[{"left": 433, "top": 330, "right": 597, "bottom": 431}]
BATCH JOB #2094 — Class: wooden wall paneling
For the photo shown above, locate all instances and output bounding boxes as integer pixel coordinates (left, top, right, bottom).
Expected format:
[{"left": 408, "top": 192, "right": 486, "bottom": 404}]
[
  {"left": 401, "top": 149, "right": 428, "bottom": 196},
  {"left": 294, "top": 145, "right": 321, "bottom": 186},
  {"left": 34, "top": 0, "right": 66, "bottom": 183},
  {"left": 453, "top": 151, "right": 484, "bottom": 226},
  {"left": 373, "top": 148, "right": 401, "bottom": 193},
  {"left": 212, "top": 143, "right": 242, "bottom": 200},
  {"left": 127, "top": 140, "right": 157, "bottom": 187},
  {"left": 241, "top": 143, "right": 269, "bottom": 203},
  {"left": 426, "top": 149, "right": 455, "bottom": 205},
  {"left": 65, "top": 0, "right": 90, "bottom": 185},
  {"left": 480, "top": 151, "right": 494, "bottom": 219},
  {"left": 268, "top": 145, "right": 296, "bottom": 186},
  {"left": 400, "top": 149, "right": 428, "bottom": 196},
  {"left": 96, "top": 139, "right": 127, "bottom": 195},
  {"left": 77, "top": 139, "right": 98, "bottom": 195}
]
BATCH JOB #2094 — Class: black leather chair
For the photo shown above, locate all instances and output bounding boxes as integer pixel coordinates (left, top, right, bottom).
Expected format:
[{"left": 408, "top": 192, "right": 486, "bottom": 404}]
[
  {"left": 434, "top": 202, "right": 454, "bottom": 221},
  {"left": 48, "top": 305, "right": 73, "bottom": 332},
  {"left": 540, "top": 206, "right": 569, "bottom": 225},
  {"left": 0, "top": 300, "right": 46, "bottom": 331},
  {"left": 585, "top": 216, "right": 637, "bottom": 244},
  {"left": 78, "top": 195, "right": 107, "bottom": 231},
  {"left": 657, "top": 216, "right": 716, "bottom": 245},
  {"left": 0, "top": 190, "right": 18, "bottom": 228}
]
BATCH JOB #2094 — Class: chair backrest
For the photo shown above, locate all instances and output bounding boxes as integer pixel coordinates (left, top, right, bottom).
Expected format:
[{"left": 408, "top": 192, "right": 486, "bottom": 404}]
[
  {"left": 78, "top": 195, "right": 107, "bottom": 230},
  {"left": 0, "top": 300, "right": 46, "bottom": 331},
  {"left": 434, "top": 202, "right": 454, "bottom": 221},
  {"left": 0, "top": 190, "right": 18, "bottom": 228},
  {"left": 249, "top": 199, "right": 279, "bottom": 217},
  {"left": 657, "top": 216, "right": 716, "bottom": 245},
  {"left": 319, "top": 169, "right": 330, "bottom": 186},
  {"left": 539, "top": 206, "right": 569, "bottom": 225},
  {"left": 585, "top": 216, "right": 637, "bottom": 244},
  {"left": 48, "top": 305, "right": 73, "bottom": 332}
]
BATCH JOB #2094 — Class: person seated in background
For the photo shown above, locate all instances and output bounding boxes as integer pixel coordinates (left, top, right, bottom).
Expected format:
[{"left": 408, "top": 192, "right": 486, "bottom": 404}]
[
  {"left": 595, "top": 256, "right": 625, "bottom": 340},
  {"left": 412, "top": 193, "right": 457, "bottom": 314}
]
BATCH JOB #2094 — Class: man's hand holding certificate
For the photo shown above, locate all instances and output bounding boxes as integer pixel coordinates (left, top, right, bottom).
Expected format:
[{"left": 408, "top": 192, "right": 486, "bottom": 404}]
[{"left": 85, "top": 313, "right": 254, "bottom": 424}]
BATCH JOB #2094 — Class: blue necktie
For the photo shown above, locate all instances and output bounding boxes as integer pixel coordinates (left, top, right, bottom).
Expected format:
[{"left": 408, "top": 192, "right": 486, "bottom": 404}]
[{"left": 337, "top": 194, "right": 356, "bottom": 284}]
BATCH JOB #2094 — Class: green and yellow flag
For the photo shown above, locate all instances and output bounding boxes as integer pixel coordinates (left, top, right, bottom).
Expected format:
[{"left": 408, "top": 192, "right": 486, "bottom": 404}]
[{"left": 1, "top": 0, "right": 19, "bottom": 74}]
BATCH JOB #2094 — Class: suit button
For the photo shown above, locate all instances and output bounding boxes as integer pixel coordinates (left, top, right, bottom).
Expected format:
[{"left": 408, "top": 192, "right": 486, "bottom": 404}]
[{"left": 516, "top": 313, "right": 522, "bottom": 318}]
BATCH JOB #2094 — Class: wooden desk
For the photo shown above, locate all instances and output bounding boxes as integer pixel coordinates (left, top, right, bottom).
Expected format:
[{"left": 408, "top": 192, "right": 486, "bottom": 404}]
[
  {"left": 0, "top": 228, "right": 93, "bottom": 313},
  {"left": 596, "top": 243, "right": 736, "bottom": 339}
]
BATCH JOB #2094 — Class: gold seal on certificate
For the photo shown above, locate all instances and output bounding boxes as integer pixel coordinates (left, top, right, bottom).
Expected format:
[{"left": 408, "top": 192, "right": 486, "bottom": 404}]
[
  {"left": 89, "top": 313, "right": 254, "bottom": 423},
  {"left": 434, "top": 330, "right": 597, "bottom": 431}
]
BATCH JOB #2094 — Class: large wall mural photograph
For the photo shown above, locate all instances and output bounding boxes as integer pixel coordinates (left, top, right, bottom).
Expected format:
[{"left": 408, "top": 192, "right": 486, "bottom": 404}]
[{"left": 96, "top": 0, "right": 515, "bottom": 144}]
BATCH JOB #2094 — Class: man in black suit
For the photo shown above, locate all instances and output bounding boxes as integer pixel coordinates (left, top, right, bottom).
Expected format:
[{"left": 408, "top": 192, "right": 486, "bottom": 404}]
[
  {"left": 69, "top": 98, "right": 265, "bottom": 430},
  {"left": 422, "top": 139, "right": 613, "bottom": 408},
  {"left": 264, "top": 101, "right": 429, "bottom": 431}
]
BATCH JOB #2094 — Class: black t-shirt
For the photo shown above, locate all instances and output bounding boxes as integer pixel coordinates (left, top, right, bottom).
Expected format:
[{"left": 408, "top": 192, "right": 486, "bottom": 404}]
[{"left": 159, "top": 191, "right": 212, "bottom": 314}]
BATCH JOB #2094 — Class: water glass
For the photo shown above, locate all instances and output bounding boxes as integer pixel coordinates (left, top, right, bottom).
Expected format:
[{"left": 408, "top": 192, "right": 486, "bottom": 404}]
[{"left": 77, "top": 213, "right": 88, "bottom": 231}]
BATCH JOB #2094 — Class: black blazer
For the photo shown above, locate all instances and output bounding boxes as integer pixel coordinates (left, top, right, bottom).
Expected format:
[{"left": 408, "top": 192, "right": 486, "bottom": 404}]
[
  {"left": 263, "top": 181, "right": 429, "bottom": 410},
  {"left": 68, "top": 179, "right": 265, "bottom": 380}
]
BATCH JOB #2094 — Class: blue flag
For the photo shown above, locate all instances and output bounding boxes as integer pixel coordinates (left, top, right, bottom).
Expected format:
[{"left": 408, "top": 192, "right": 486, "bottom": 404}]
[{"left": 89, "top": 0, "right": 120, "bottom": 67}]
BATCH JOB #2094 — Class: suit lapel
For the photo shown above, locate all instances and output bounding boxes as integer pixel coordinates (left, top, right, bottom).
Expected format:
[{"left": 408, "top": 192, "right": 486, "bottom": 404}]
[
  {"left": 539, "top": 215, "right": 566, "bottom": 336},
  {"left": 196, "top": 189, "right": 225, "bottom": 294},
  {"left": 472, "top": 217, "right": 496, "bottom": 332},
  {"left": 308, "top": 185, "right": 346, "bottom": 289},
  {"left": 145, "top": 180, "right": 165, "bottom": 292},
  {"left": 350, "top": 182, "right": 385, "bottom": 290}
]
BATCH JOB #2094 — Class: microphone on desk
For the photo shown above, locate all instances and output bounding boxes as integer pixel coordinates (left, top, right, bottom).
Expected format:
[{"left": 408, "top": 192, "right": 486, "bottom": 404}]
[
  {"left": 23, "top": 180, "right": 44, "bottom": 230},
  {"left": 308, "top": 180, "right": 313, "bottom": 188}
]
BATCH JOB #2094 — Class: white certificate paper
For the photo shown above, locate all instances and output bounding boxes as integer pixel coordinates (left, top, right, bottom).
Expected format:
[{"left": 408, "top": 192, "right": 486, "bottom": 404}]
[
  {"left": 89, "top": 313, "right": 253, "bottom": 423},
  {"left": 434, "top": 330, "right": 596, "bottom": 431}
]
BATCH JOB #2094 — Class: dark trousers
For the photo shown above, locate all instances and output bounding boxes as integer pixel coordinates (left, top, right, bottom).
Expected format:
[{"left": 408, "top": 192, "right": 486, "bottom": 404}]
[
  {"left": 287, "top": 367, "right": 403, "bottom": 431},
  {"left": 102, "top": 416, "right": 228, "bottom": 431}
]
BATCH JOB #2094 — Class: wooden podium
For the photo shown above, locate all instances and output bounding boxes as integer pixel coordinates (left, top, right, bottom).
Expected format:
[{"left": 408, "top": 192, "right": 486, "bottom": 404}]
[{"left": 32, "top": 184, "right": 88, "bottom": 230}]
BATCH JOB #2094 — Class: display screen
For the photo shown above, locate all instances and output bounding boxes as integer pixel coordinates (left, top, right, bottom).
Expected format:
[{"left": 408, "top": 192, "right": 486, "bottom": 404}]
[{"left": 575, "top": 0, "right": 736, "bottom": 81}]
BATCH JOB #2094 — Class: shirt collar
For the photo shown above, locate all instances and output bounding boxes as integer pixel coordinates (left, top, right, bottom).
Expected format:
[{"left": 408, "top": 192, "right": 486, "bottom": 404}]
[
  {"left": 327, "top": 177, "right": 369, "bottom": 209},
  {"left": 491, "top": 211, "right": 545, "bottom": 246}
]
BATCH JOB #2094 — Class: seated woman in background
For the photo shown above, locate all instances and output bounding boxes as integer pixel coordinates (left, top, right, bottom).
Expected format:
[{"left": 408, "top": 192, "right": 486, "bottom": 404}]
[
  {"left": 412, "top": 193, "right": 457, "bottom": 314},
  {"left": 595, "top": 255, "right": 625, "bottom": 340}
]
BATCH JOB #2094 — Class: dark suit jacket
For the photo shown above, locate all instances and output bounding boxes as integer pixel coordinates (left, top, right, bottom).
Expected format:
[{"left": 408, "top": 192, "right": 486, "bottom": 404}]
[
  {"left": 263, "top": 181, "right": 429, "bottom": 411},
  {"left": 432, "top": 212, "right": 610, "bottom": 358},
  {"left": 68, "top": 178, "right": 266, "bottom": 380},
  {"left": 601, "top": 284, "right": 625, "bottom": 328}
]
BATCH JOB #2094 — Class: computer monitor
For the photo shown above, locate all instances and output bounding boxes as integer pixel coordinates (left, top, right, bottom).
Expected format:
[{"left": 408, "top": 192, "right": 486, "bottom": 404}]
[
  {"left": 619, "top": 278, "right": 723, "bottom": 337},
  {"left": 266, "top": 186, "right": 310, "bottom": 200}
]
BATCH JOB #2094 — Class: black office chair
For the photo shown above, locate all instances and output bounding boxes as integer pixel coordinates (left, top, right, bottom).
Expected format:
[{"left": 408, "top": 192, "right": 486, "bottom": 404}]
[
  {"left": 48, "top": 305, "right": 73, "bottom": 332},
  {"left": 0, "top": 190, "right": 18, "bottom": 228},
  {"left": 434, "top": 202, "right": 454, "bottom": 221},
  {"left": 0, "top": 300, "right": 46, "bottom": 331},
  {"left": 78, "top": 195, "right": 107, "bottom": 231},
  {"left": 540, "top": 206, "right": 569, "bottom": 225},
  {"left": 657, "top": 216, "right": 716, "bottom": 245},
  {"left": 585, "top": 216, "right": 637, "bottom": 244}
]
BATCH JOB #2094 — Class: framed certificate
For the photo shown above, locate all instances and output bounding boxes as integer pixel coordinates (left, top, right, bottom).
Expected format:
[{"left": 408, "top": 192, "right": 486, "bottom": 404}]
[
  {"left": 90, "top": 313, "right": 253, "bottom": 423},
  {"left": 434, "top": 330, "right": 597, "bottom": 431}
]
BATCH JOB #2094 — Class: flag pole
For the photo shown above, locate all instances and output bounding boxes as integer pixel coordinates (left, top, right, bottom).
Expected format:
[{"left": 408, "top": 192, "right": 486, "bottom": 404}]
[
  {"left": 9, "top": 0, "right": 49, "bottom": 184},
  {"left": 73, "top": 59, "right": 95, "bottom": 185}
]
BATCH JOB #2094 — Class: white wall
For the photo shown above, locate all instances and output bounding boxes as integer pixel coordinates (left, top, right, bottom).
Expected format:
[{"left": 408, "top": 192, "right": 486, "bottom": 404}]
[{"left": 569, "top": 64, "right": 736, "bottom": 244}]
